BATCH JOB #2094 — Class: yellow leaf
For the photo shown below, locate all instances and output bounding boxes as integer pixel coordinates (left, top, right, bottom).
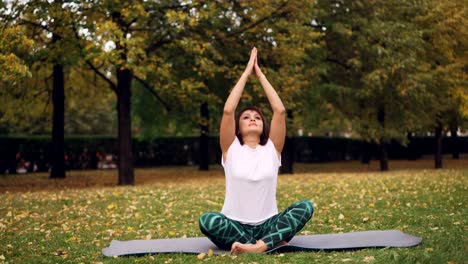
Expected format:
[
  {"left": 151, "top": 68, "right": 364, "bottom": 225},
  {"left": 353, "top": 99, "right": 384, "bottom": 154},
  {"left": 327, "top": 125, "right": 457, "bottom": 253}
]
[
  {"left": 197, "top": 253, "right": 206, "bottom": 259},
  {"left": 207, "top": 248, "right": 213, "bottom": 257}
]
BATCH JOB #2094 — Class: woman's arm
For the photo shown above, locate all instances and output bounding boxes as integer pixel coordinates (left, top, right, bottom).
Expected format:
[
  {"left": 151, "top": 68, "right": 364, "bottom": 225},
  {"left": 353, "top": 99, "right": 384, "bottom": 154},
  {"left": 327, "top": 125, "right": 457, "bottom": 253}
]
[
  {"left": 220, "top": 48, "right": 257, "bottom": 158},
  {"left": 254, "top": 56, "right": 286, "bottom": 154}
]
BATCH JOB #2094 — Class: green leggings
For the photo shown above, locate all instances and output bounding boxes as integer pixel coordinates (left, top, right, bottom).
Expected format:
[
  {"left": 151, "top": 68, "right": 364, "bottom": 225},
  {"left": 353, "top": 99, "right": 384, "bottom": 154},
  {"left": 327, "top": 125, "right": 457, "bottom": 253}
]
[{"left": 199, "top": 200, "right": 314, "bottom": 250}]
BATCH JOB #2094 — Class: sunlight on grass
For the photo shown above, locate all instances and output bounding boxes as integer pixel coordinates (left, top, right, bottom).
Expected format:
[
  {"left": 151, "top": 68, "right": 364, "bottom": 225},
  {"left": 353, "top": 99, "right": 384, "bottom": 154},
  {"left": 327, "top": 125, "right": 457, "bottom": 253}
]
[{"left": 0, "top": 162, "right": 466, "bottom": 263}]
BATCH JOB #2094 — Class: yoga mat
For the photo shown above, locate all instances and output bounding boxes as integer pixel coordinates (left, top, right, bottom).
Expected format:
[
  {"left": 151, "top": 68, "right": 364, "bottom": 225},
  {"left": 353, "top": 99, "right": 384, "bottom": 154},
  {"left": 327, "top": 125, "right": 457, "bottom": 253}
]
[{"left": 102, "top": 230, "right": 422, "bottom": 257}]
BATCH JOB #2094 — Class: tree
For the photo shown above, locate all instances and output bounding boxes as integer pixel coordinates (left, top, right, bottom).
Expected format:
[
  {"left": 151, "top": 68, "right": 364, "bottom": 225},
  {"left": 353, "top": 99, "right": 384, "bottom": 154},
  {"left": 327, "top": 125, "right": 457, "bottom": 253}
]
[
  {"left": 70, "top": 1, "right": 225, "bottom": 184},
  {"left": 312, "top": 0, "right": 432, "bottom": 171},
  {"left": 0, "top": 22, "right": 47, "bottom": 176},
  {"left": 415, "top": 0, "right": 468, "bottom": 168},
  {"left": 0, "top": 12, "right": 36, "bottom": 135},
  {"left": 8, "top": 0, "right": 83, "bottom": 178},
  {"left": 95, "top": 0, "right": 320, "bottom": 174},
  {"left": 0, "top": 26, "right": 32, "bottom": 84}
]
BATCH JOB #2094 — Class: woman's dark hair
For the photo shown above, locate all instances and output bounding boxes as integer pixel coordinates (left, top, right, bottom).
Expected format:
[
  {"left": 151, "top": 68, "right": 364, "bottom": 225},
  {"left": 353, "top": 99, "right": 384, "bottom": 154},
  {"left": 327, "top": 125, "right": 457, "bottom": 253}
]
[{"left": 235, "top": 106, "right": 270, "bottom": 146}]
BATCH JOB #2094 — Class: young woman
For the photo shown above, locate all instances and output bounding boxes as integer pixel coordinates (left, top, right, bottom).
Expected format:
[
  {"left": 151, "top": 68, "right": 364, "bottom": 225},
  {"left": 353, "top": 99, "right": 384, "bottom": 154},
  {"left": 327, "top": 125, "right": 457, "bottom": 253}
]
[{"left": 199, "top": 47, "right": 314, "bottom": 254}]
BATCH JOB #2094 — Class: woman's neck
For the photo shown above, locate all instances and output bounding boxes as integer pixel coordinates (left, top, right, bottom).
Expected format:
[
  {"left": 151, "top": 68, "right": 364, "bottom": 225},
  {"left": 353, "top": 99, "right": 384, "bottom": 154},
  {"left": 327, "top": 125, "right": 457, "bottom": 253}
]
[{"left": 242, "top": 135, "right": 260, "bottom": 148}]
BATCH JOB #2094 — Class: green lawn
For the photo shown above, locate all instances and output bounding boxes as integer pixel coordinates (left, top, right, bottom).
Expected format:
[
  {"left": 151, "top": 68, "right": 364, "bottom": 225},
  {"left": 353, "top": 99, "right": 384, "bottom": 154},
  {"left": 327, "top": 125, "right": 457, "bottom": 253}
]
[{"left": 0, "top": 161, "right": 467, "bottom": 263}]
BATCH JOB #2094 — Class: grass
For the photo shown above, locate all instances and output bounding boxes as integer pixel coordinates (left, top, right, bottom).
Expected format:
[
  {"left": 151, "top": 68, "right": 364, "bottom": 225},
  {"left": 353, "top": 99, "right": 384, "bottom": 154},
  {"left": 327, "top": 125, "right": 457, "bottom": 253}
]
[{"left": 0, "top": 159, "right": 467, "bottom": 263}]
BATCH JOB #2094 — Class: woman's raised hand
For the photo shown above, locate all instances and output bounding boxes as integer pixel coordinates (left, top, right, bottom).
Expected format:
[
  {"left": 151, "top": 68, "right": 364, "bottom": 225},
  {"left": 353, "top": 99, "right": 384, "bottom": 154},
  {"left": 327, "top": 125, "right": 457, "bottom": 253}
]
[
  {"left": 254, "top": 51, "right": 264, "bottom": 78},
  {"left": 244, "top": 47, "right": 264, "bottom": 78},
  {"left": 244, "top": 47, "right": 257, "bottom": 76}
]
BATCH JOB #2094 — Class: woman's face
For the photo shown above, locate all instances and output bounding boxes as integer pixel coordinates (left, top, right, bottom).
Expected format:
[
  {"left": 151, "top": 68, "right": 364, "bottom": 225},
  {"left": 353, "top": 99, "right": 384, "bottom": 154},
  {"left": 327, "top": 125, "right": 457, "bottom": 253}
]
[{"left": 239, "top": 110, "right": 263, "bottom": 136}]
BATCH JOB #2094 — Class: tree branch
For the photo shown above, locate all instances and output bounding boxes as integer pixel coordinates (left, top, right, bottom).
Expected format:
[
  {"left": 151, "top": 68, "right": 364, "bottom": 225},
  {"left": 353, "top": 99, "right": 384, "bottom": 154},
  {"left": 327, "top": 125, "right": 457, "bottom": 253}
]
[
  {"left": 145, "top": 31, "right": 172, "bottom": 54},
  {"left": 225, "top": 2, "right": 289, "bottom": 39},
  {"left": 19, "top": 18, "right": 61, "bottom": 37},
  {"left": 326, "top": 57, "right": 351, "bottom": 70},
  {"left": 85, "top": 60, "right": 117, "bottom": 92},
  {"left": 134, "top": 76, "right": 172, "bottom": 112},
  {"left": 69, "top": 23, "right": 117, "bottom": 92}
]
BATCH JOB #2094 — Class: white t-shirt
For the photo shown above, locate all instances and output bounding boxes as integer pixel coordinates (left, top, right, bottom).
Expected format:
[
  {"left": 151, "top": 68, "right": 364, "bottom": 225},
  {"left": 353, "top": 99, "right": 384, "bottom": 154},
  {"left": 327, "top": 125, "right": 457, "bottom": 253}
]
[{"left": 220, "top": 137, "right": 281, "bottom": 225}]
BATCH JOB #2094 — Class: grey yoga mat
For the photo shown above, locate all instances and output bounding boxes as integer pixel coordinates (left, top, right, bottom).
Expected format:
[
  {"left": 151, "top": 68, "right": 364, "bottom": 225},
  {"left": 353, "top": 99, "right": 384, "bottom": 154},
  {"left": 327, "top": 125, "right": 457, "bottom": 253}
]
[{"left": 102, "top": 230, "right": 422, "bottom": 257}]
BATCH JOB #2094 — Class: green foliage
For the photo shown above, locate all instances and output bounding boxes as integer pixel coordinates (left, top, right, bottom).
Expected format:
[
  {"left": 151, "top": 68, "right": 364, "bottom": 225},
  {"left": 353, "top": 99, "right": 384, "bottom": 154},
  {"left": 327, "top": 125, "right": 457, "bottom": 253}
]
[
  {"left": 414, "top": 0, "right": 468, "bottom": 129},
  {"left": 65, "top": 68, "right": 117, "bottom": 135},
  {"left": 132, "top": 81, "right": 200, "bottom": 137},
  {"left": 0, "top": 26, "right": 33, "bottom": 84},
  {"left": 0, "top": 0, "right": 107, "bottom": 135},
  {"left": 0, "top": 63, "right": 51, "bottom": 134},
  {"left": 201, "top": 0, "right": 322, "bottom": 134},
  {"left": 0, "top": 64, "right": 117, "bottom": 135},
  {"left": 125, "top": 0, "right": 322, "bottom": 137},
  {"left": 311, "top": 0, "right": 462, "bottom": 144},
  {"left": 0, "top": 0, "right": 465, "bottom": 140}
]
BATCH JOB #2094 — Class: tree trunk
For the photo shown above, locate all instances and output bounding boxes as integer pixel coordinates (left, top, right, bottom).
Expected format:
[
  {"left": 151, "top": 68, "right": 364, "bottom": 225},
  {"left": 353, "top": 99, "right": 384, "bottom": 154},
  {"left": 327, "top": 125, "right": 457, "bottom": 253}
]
[
  {"left": 406, "top": 132, "right": 419, "bottom": 160},
  {"left": 49, "top": 35, "right": 66, "bottom": 179},
  {"left": 280, "top": 110, "right": 294, "bottom": 174},
  {"left": 280, "top": 136, "right": 294, "bottom": 174},
  {"left": 377, "top": 107, "right": 388, "bottom": 171},
  {"left": 199, "top": 102, "right": 209, "bottom": 171},
  {"left": 116, "top": 68, "right": 134, "bottom": 185},
  {"left": 450, "top": 125, "right": 459, "bottom": 159},
  {"left": 361, "top": 141, "right": 372, "bottom": 164},
  {"left": 379, "top": 140, "right": 389, "bottom": 171},
  {"left": 434, "top": 122, "right": 443, "bottom": 169}
]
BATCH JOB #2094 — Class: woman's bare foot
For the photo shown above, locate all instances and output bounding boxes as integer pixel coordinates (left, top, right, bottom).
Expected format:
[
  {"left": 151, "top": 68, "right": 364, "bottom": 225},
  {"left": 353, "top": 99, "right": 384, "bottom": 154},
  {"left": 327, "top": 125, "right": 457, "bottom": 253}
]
[
  {"left": 231, "top": 240, "right": 268, "bottom": 254},
  {"left": 275, "top": 241, "right": 289, "bottom": 248}
]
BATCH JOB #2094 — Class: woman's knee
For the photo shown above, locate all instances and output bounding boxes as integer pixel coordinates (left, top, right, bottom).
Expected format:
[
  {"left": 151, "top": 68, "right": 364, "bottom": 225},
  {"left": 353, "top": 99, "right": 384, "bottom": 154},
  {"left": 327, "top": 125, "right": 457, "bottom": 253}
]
[
  {"left": 199, "top": 212, "right": 224, "bottom": 233},
  {"left": 294, "top": 200, "right": 314, "bottom": 219}
]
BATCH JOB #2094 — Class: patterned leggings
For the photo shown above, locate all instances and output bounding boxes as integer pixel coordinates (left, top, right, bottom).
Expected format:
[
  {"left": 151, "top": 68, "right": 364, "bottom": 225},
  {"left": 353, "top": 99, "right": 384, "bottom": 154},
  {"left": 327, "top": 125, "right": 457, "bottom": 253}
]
[{"left": 199, "top": 200, "right": 314, "bottom": 250}]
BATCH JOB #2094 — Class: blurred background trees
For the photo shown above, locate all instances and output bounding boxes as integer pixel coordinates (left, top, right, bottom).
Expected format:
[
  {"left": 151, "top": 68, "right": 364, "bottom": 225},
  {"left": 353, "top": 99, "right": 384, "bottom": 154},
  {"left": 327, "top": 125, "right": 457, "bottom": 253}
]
[{"left": 0, "top": 0, "right": 466, "bottom": 183}]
